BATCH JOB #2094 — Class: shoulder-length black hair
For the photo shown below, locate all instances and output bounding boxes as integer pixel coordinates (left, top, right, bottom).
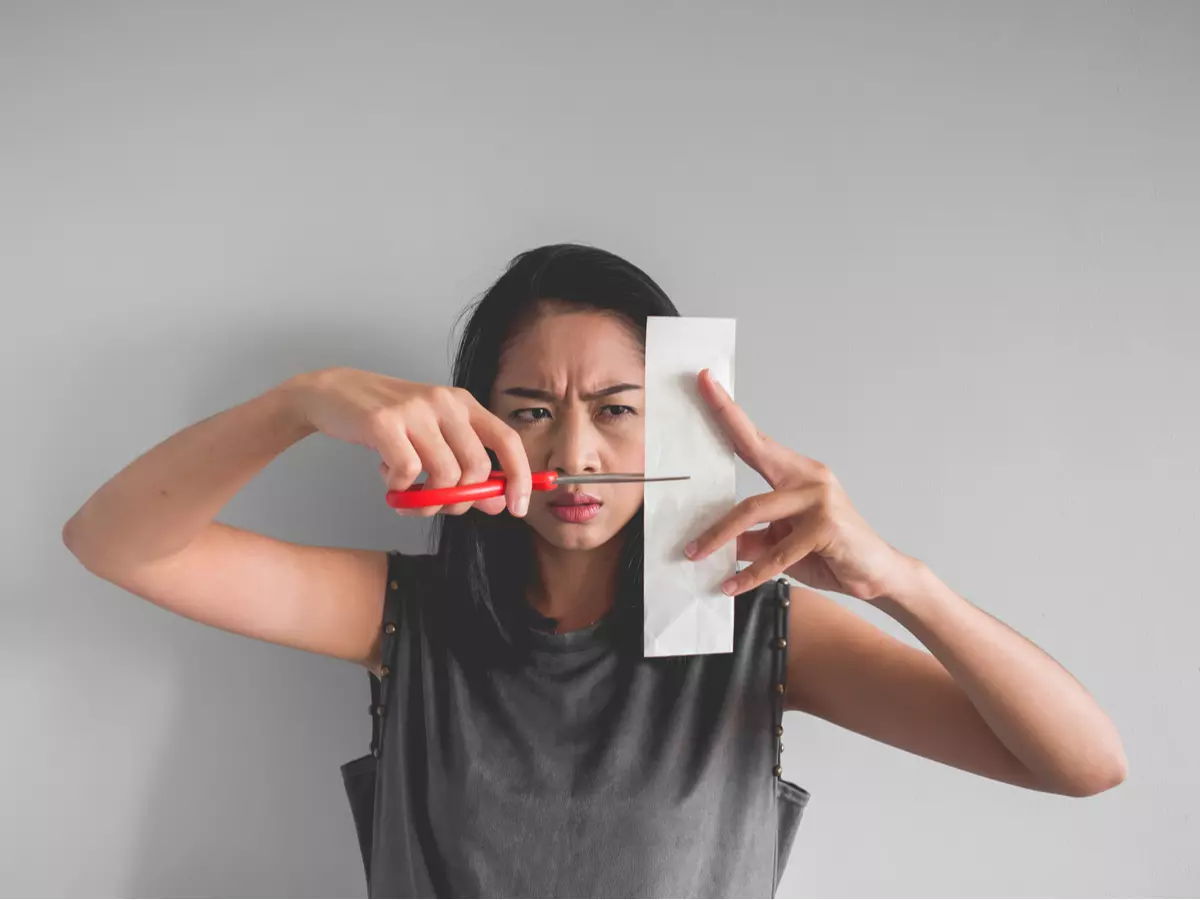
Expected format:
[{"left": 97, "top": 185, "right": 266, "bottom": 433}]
[{"left": 433, "top": 243, "right": 680, "bottom": 657}]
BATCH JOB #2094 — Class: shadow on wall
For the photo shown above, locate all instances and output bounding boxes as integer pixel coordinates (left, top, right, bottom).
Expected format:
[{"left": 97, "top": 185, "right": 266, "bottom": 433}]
[
  {"left": 124, "top": 635, "right": 372, "bottom": 897},
  {"left": 53, "top": 309, "right": 441, "bottom": 896}
]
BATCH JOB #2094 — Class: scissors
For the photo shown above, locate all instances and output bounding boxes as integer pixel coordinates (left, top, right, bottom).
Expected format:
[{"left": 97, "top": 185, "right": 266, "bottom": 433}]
[{"left": 385, "top": 470, "right": 689, "bottom": 510}]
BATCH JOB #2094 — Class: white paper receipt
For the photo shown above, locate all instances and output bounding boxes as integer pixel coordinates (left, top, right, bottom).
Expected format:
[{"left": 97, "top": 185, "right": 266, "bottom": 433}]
[{"left": 643, "top": 316, "right": 737, "bottom": 657}]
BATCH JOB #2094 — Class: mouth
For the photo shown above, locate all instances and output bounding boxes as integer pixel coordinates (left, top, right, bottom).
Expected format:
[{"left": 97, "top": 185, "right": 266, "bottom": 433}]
[{"left": 547, "top": 492, "right": 603, "bottom": 524}]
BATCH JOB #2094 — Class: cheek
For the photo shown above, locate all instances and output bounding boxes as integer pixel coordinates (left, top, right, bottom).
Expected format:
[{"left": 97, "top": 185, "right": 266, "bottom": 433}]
[
  {"left": 629, "top": 438, "right": 647, "bottom": 473},
  {"left": 512, "top": 427, "right": 548, "bottom": 464},
  {"left": 607, "top": 433, "right": 647, "bottom": 508},
  {"left": 608, "top": 425, "right": 645, "bottom": 470},
  {"left": 612, "top": 483, "right": 645, "bottom": 523}
]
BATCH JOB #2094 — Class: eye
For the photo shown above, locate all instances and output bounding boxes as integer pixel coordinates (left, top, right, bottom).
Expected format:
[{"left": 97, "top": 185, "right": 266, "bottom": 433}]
[
  {"left": 599, "top": 404, "right": 636, "bottom": 420},
  {"left": 511, "top": 407, "right": 552, "bottom": 424}
]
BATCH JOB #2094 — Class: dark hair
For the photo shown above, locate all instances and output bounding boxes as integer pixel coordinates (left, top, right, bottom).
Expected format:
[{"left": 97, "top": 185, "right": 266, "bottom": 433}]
[{"left": 433, "top": 243, "right": 680, "bottom": 658}]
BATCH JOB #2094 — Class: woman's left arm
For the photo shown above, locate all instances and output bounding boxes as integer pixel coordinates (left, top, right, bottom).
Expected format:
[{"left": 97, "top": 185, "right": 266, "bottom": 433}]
[{"left": 687, "top": 371, "right": 1127, "bottom": 797}]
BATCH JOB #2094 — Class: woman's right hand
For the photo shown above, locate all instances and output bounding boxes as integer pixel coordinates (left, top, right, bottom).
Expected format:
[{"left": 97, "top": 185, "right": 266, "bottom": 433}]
[{"left": 288, "top": 367, "right": 532, "bottom": 518}]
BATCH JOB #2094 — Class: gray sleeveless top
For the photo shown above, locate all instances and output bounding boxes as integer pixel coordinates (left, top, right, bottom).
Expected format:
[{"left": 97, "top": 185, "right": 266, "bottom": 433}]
[{"left": 341, "top": 552, "right": 809, "bottom": 898}]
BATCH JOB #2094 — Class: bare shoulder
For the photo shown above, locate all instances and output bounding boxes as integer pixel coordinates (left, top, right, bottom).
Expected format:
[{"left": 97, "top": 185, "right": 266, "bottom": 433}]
[{"left": 91, "top": 522, "right": 391, "bottom": 669}]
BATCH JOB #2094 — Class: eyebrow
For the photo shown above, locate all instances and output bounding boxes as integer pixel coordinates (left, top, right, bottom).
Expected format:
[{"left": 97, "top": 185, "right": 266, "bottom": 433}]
[{"left": 502, "top": 383, "right": 643, "bottom": 402}]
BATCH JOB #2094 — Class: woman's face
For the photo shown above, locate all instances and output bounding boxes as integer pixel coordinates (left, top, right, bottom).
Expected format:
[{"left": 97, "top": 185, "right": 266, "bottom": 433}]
[{"left": 490, "top": 307, "right": 646, "bottom": 552}]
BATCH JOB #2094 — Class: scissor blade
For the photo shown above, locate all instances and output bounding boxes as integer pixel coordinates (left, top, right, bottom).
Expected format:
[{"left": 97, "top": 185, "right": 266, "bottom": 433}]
[{"left": 555, "top": 473, "right": 690, "bottom": 485}]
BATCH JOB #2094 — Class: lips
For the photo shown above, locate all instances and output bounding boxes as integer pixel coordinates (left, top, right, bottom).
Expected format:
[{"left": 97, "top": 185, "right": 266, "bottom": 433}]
[
  {"left": 548, "top": 492, "right": 602, "bottom": 523},
  {"left": 549, "top": 492, "right": 601, "bottom": 507}
]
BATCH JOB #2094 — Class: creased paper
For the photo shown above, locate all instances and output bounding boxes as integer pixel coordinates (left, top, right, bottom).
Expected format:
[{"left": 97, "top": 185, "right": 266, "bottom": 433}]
[{"left": 643, "top": 316, "right": 736, "bottom": 657}]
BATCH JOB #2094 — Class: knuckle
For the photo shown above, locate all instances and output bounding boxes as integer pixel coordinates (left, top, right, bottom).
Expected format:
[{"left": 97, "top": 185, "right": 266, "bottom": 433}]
[
  {"left": 449, "top": 386, "right": 475, "bottom": 406},
  {"left": 375, "top": 402, "right": 423, "bottom": 437},
  {"left": 398, "top": 392, "right": 428, "bottom": 416},
  {"left": 430, "top": 460, "right": 462, "bottom": 483},
  {"left": 366, "top": 405, "right": 398, "bottom": 433},
  {"left": 429, "top": 385, "right": 463, "bottom": 413},
  {"left": 463, "top": 458, "right": 492, "bottom": 481},
  {"left": 395, "top": 458, "right": 422, "bottom": 482},
  {"left": 746, "top": 493, "right": 771, "bottom": 515}
]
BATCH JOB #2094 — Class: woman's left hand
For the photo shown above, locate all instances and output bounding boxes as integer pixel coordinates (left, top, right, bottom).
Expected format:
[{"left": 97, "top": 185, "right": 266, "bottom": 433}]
[{"left": 685, "top": 370, "right": 913, "bottom": 601}]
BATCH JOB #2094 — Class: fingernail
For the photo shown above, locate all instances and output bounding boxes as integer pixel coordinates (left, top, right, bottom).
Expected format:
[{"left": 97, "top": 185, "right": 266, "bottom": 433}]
[
  {"left": 721, "top": 579, "right": 737, "bottom": 596},
  {"left": 515, "top": 493, "right": 529, "bottom": 517},
  {"left": 684, "top": 542, "right": 697, "bottom": 559}
]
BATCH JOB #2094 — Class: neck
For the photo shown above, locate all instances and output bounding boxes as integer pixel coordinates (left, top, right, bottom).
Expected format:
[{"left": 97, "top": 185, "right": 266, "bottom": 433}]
[{"left": 528, "top": 534, "right": 623, "bottom": 632}]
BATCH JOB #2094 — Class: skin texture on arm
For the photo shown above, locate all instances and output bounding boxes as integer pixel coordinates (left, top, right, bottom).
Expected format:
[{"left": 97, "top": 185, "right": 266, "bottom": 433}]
[
  {"left": 688, "top": 371, "right": 1127, "bottom": 797},
  {"left": 785, "top": 574, "right": 1126, "bottom": 795},
  {"left": 99, "top": 522, "right": 392, "bottom": 669},
  {"left": 62, "top": 379, "right": 389, "bottom": 668},
  {"left": 63, "top": 368, "right": 533, "bottom": 671}
]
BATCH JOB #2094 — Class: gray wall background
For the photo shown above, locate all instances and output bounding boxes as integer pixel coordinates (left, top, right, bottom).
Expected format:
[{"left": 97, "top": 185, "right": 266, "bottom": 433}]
[{"left": 2, "top": 2, "right": 1197, "bottom": 896}]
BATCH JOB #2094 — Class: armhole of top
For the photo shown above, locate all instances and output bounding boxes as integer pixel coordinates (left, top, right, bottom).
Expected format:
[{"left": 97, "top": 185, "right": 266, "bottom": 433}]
[
  {"left": 368, "top": 550, "right": 409, "bottom": 759},
  {"left": 771, "top": 578, "right": 790, "bottom": 780},
  {"left": 770, "top": 577, "right": 810, "bottom": 897}
]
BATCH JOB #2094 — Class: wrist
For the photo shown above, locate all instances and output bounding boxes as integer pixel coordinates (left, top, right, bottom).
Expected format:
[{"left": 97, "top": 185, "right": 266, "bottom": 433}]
[
  {"left": 870, "top": 555, "right": 948, "bottom": 619},
  {"left": 270, "top": 373, "right": 321, "bottom": 439}
]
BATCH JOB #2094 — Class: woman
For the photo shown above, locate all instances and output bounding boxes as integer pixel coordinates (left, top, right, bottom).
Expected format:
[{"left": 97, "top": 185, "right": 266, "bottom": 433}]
[{"left": 63, "top": 244, "right": 1126, "bottom": 898}]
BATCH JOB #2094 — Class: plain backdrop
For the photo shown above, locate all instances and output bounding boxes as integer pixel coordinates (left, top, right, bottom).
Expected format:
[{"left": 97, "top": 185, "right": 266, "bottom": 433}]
[{"left": 2, "top": 2, "right": 1197, "bottom": 897}]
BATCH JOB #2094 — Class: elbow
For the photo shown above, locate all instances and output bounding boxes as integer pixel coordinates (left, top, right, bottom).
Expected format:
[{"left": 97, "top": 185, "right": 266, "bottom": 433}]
[
  {"left": 1088, "top": 750, "right": 1130, "bottom": 796},
  {"left": 62, "top": 512, "right": 106, "bottom": 576},
  {"left": 62, "top": 514, "right": 86, "bottom": 559}
]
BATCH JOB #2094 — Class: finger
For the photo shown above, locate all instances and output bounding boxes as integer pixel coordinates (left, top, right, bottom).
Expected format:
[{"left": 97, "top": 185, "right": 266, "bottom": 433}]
[
  {"left": 735, "top": 528, "right": 773, "bottom": 563},
  {"left": 696, "top": 368, "right": 782, "bottom": 484},
  {"left": 685, "top": 488, "right": 817, "bottom": 560},
  {"left": 446, "top": 403, "right": 508, "bottom": 515},
  {"left": 406, "top": 418, "right": 462, "bottom": 519},
  {"left": 474, "top": 495, "right": 508, "bottom": 516},
  {"left": 376, "top": 436, "right": 422, "bottom": 492},
  {"left": 380, "top": 462, "right": 423, "bottom": 517},
  {"left": 722, "top": 530, "right": 819, "bottom": 596},
  {"left": 375, "top": 437, "right": 427, "bottom": 518},
  {"left": 438, "top": 407, "right": 499, "bottom": 516},
  {"left": 468, "top": 402, "right": 532, "bottom": 517}
]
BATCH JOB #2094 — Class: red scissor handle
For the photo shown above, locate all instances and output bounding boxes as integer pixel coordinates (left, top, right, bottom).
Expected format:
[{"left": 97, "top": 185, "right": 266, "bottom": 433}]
[{"left": 385, "top": 470, "right": 560, "bottom": 510}]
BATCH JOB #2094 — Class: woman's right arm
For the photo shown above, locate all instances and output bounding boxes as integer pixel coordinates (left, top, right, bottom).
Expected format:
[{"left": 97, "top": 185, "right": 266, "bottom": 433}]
[{"left": 62, "top": 367, "right": 532, "bottom": 670}]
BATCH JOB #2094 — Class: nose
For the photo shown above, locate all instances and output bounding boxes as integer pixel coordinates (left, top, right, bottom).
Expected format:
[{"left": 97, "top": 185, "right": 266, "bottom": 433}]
[{"left": 544, "top": 407, "right": 601, "bottom": 475}]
